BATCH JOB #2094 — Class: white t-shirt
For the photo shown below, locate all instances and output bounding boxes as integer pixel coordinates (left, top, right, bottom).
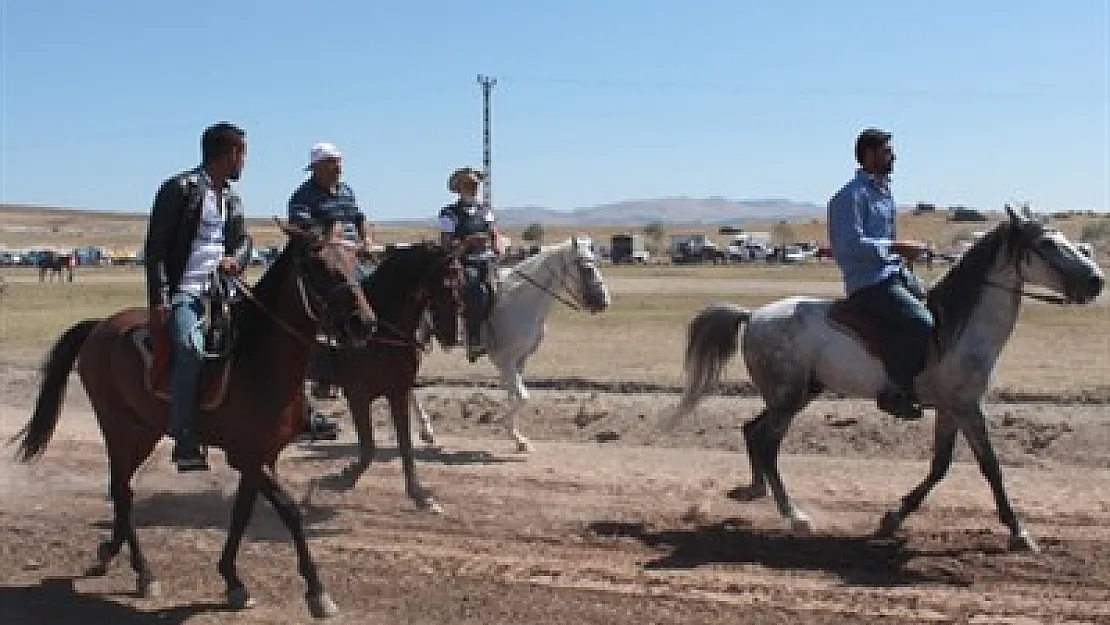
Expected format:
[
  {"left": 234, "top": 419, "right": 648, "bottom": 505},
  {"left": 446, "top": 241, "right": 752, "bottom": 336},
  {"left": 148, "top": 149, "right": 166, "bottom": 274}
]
[{"left": 178, "top": 176, "right": 227, "bottom": 296}]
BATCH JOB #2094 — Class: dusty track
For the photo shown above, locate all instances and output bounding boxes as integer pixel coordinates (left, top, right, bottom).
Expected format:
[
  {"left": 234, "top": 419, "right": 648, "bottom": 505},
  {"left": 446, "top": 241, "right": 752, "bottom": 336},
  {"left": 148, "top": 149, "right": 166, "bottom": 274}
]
[{"left": 1, "top": 381, "right": 1109, "bottom": 624}]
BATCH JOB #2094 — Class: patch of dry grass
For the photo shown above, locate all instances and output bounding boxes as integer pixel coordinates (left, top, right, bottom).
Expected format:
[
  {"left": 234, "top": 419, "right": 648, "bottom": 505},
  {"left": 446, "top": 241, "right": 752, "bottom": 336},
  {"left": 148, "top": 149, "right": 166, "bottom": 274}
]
[{"left": 0, "top": 254, "right": 1105, "bottom": 395}]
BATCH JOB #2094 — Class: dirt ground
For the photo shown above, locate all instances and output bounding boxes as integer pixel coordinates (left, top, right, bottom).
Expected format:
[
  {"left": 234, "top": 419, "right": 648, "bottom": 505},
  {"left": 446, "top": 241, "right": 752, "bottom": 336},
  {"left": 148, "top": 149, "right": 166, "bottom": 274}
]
[{"left": 1, "top": 348, "right": 1109, "bottom": 625}]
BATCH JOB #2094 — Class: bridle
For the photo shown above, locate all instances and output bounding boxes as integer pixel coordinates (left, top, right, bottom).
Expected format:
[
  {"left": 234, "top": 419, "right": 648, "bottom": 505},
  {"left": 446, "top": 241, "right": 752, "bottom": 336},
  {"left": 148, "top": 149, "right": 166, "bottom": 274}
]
[
  {"left": 333, "top": 245, "right": 464, "bottom": 353},
  {"left": 983, "top": 229, "right": 1073, "bottom": 305},
  {"left": 509, "top": 248, "right": 599, "bottom": 312}
]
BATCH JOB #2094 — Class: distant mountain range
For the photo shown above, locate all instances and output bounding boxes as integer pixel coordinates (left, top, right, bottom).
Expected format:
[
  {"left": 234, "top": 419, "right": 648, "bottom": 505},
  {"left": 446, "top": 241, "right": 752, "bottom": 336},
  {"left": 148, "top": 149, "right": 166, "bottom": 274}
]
[{"left": 381, "top": 197, "right": 827, "bottom": 227}]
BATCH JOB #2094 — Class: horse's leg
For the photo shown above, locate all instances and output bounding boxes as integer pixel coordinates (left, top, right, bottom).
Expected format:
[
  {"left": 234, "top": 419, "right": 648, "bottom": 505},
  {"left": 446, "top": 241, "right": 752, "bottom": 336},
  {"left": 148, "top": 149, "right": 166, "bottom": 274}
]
[
  {"left": 89, "top": 415, "right": 162, "bottom": 598},
  {"left": 389, "top": 388, "right": 441, "bottom": 513},
  {"left": 258, "top": 466, "right": 339, "bottom": 619},
  {"left": 746, "top": 392, "right": 813, "bottom": 533},
  {"left": 877, "top": 409, "right": 959, "bottom": 537},
  {"left": 727, "top": 408, "right": 771, "bottom": 501},
  {"left": 498, "top": 356, "right": 533, "bottom": 453},
  {"left": 218, "top": 471, "right": 260, "bottom": 610},
  {"left": 958, "top": 406, "right": 1037, "bottom": 552},
  {"left": 410, "top": 390, "right": 436, "bottom": 447},
  {"left": 341, "top": 381, "right": 375, "bottom": 484}
]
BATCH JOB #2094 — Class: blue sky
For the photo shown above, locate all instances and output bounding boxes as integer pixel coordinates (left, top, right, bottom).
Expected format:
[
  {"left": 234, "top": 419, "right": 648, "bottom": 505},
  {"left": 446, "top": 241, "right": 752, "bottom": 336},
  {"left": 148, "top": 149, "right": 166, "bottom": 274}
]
[{"left": 0, "top": 0, "right": 1107, "bottom": 220}]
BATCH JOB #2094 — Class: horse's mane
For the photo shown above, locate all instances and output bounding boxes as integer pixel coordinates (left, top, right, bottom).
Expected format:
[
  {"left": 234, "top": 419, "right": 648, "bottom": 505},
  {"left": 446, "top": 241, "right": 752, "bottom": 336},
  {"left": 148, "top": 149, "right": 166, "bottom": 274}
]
[
  {"left": 499, "top": 239, "right": 575, "bottom": 288},
  {"left": 363, "top": 244, "right": 442, "bottom": 320},
  {"left": 926, "top": 221, "right": 1021, "bottom": 356},
  {"left": 233, "top": 241, "right": 295, "bottom": 354}
]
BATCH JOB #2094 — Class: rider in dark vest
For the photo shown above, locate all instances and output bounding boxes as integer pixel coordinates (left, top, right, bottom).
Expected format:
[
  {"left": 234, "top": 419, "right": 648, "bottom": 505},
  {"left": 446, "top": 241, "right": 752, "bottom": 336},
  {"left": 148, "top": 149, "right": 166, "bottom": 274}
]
[{"left": 439, "top": 167, "right": 502, "bottom": 362}]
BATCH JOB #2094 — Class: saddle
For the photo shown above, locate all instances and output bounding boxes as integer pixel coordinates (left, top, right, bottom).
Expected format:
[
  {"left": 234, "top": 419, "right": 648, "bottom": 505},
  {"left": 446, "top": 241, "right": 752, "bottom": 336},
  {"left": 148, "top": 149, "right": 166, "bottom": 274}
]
[
  {"left": 826, "top": 298, "right": 894, "bottom": 365},
  {"left": 129, "top": 275, "right": 238, "bottom": 411}
]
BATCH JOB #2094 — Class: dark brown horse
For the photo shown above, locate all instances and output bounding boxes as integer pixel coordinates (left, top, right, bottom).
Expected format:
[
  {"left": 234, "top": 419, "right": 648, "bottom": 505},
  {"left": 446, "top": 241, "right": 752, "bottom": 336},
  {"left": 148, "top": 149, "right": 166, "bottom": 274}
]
[
  {"left": 10, "top": 222, "right": 377, "bottom": 619},
  {"left": 38, "top": 251, "right": 75, "bottom": 283},
  {"left": 307, "top": 242, "right": 463, "bottom": 512}
]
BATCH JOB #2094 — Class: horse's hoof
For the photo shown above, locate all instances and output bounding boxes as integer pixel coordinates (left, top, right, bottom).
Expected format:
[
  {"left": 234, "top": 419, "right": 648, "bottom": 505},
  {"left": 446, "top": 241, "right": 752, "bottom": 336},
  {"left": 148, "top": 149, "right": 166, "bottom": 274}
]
[
  {"left": 1009, "top": 533, "right": 1040, "bottom": 553},
  {"left": 515, "top": 440, "right": 534, "bottom": 454},
  {"left": 227, "top": 586, "right": 257, "bottom": 610},
  {"left": 307, "top": 592, "right": 340, "bottom": 619},
  {"left": 85, "top": 562, "right": 109, "bottom": 577},
  {"left": 417, "top": 498, "right": 444, "bottom": 515},
  {"left": 789, "top": 514, "right": 813, "bottom": 535},
  {"left": 726, "top": 483, "right": 767, "bottom": 502},
  {"left": 419, "top": 431, "right": 436, "bottom": 446},
  {"left": 137, "top": 578, "right": 161, "bottom": 599},
  {"left": 876, "top": 510, "right": 903, "bottom": 538}
]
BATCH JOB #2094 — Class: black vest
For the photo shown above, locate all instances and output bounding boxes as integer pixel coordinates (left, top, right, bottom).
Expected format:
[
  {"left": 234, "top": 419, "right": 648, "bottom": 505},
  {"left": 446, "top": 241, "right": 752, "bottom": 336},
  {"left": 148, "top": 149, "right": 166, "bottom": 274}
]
[{"left": 440, "top": 200, "right": 492, "bottom": 238}]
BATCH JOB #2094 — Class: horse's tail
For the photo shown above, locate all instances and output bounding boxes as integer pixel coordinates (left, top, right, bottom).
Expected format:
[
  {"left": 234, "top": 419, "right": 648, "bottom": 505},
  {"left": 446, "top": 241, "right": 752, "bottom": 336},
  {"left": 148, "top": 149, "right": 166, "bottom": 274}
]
[
  {"left": 671, "top": 303, "right": 751, "bottom": 423},
  {"left": 11, "top": 318, "right": 100, "bottom": 462}
]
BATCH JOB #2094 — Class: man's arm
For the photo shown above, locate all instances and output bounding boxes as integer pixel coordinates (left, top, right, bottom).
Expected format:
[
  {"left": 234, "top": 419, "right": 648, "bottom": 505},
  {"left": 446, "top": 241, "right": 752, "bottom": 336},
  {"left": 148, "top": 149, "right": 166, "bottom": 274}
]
[
  {"left": 438, "top": 210, "right": 458, "bottom": 249},
  {"left": 225, "top": 192, "right": 252, "bottom": 271},
  {"left": 143, "top": 177, "right": 184, "bottom": 309},
  {"left": 287, "top": 185, "right": 319, "bottom": 233},
  {"left": 827, "top": 187, "right": 893, "bottom": 265},
  {"left": 346, "top": 187, "right": 375, "bottom": 249},
  {"left": 484, "top": 208, "right": 501, "bottom": 254}
]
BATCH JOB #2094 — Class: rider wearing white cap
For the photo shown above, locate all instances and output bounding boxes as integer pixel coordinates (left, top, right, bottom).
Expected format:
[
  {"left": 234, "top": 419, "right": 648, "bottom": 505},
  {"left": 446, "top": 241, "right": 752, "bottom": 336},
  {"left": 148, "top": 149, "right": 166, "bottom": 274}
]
[
  {"left": 287, "top": 141, "right": 376, "bottom": 440},
  {"left": 288, "top": 142, "right": 375, "bottom": 253}
]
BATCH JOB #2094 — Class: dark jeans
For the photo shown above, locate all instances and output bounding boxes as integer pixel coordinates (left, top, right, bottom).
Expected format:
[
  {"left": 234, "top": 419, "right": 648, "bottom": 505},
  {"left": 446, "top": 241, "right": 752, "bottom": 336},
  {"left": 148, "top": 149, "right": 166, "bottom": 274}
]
[
  {"left": 850, "top": 273, "right": 934, "bottom": 391},
  {"left": 463, "top": 261, "right": 491, "bottom": 345}
]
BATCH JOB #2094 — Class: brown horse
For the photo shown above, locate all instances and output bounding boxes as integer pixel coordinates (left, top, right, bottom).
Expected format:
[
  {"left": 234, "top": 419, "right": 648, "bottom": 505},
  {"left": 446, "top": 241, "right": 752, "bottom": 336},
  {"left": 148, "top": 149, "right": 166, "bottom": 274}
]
[
  {"left": 10, "top": 222, "right": 376, "bottom": 619},
  {"left": 307, "top": 242, "right": 463, "bottom": 512},
  {"left": 38, "top": 251, "right": 75, "bottom": 283}
]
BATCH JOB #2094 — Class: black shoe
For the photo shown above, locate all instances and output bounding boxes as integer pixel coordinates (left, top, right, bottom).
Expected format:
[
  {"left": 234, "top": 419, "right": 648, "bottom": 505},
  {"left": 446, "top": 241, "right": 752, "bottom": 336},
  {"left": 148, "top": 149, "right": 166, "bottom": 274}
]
[
  {"left": 466, "top": 343, "right": 486, "bottom": 363},
  {"left": 301, "top": 411, "right": 340, "bottom": 441},
  {"left": 877, "top": 389, "right": 924, "bottom": 421},
  {"left": 172, "top": 442, "right": 209, "bottom": 472}
]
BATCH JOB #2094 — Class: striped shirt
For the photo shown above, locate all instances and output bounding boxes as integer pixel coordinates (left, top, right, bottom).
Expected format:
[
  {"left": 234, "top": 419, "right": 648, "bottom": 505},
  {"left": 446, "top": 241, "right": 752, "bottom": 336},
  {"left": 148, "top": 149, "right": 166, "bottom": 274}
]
[{"left": 287, "top": 179, "right": 364, "bottom": 240}]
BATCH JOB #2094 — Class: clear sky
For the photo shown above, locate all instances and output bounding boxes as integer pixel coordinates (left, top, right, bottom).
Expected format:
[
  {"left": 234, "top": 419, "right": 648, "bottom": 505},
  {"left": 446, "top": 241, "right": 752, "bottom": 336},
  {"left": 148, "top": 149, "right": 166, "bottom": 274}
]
[{"left": 0, "top": 0, "right": 1107, "bottom": 220}]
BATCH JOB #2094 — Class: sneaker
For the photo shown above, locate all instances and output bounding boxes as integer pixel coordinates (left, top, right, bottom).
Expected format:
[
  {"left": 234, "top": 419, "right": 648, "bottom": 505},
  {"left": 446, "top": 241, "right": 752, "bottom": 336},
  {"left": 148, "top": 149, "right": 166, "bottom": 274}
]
[{"left": 877, "top": 388, "right": 924, "bottom": 421}]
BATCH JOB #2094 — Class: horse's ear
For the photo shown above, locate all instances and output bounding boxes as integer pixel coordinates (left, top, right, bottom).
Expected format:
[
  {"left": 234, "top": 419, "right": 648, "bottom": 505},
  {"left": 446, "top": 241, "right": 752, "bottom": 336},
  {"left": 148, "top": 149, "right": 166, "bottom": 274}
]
[{"left": 1004, "top": 204, "right": 1021, "bottom": 223}]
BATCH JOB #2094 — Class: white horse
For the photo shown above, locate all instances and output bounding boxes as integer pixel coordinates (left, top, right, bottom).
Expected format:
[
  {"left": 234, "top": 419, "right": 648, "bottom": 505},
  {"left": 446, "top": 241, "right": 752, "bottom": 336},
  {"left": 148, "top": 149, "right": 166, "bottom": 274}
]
[
  {"left": 411, "top": 237, "right": 611, "bottom": 452},
  {"left": 673, "top": 206, "right": 1104, "bottom": 551}
]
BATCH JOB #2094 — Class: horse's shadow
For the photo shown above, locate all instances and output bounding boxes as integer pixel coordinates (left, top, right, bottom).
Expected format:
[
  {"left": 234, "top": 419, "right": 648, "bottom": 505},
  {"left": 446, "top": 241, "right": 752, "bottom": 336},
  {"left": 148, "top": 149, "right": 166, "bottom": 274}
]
[
  {"left": 92, "top": 489, "right": 344, "bottom": 541},
  {"left": 587, "top": 519, "right": 987, "bottom": 588},
  {"left": 291, "top": 442, "right": 524, "bottom": 467},
  {"left": 0, "top": 576, "right": 232, "bottom": 625}
]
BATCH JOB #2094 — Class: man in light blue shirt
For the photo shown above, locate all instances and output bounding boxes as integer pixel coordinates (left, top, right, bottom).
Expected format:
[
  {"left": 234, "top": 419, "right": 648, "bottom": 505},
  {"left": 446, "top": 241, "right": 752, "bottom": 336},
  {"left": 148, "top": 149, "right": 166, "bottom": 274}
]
[{"left": 828, "top": 128, "right": 932, "bottom": 420}]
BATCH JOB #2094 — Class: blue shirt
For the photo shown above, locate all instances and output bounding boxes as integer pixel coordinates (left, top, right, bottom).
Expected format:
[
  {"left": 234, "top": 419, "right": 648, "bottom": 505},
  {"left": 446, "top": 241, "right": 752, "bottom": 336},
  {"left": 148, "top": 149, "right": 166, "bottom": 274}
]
[
  {"left": 827, "top": 170, "right": 902, "bottom": 294},
  {"left": 287, "top": 179, "right": 364, "bottom": 239}
]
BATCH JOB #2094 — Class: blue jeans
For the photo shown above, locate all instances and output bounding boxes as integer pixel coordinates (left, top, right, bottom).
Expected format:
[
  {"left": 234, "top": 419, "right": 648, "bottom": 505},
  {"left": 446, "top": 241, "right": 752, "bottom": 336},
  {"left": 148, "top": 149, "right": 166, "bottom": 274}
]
[
  {"left": 463, "top": 262, "right": 490, "bottom": 346},
  {"left": 169, "top": 291, "right": 205, "bottom": 442},
  {"left": 850, "top": 273, "right": 934, "bottom": 391}
]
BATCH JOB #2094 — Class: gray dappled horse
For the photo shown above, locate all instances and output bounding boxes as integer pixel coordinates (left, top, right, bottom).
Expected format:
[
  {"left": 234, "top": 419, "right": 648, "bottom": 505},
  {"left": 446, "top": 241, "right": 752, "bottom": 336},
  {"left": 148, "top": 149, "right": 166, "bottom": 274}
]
[{"left": 674, "top": 206, "right": 1104, "bottom": 551}]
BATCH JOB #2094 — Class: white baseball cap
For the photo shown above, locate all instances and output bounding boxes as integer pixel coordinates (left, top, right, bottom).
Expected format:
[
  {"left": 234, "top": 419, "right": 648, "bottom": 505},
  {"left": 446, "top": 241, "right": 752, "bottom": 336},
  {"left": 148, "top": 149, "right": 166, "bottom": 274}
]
[{"left": 304, "top": 141, "right": 342, "bottom": 171}]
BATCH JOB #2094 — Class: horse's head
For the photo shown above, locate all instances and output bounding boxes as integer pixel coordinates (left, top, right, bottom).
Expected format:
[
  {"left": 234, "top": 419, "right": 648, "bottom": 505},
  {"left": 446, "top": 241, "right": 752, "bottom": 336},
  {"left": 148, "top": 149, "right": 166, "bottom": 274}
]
[
  {"left": 1003, "top": 205, "right": 1104, "bottom": 304},
  {"left": 277, "top": 220, "right": 377, "bottom": 347},
  {"left": 423, "top": 243, "right": 464, "bottom": 348},
  {"left": 567, "top": 235, "right": 611, "bottom": 313},
  {"left": 365, "top": 242, "right": 463, "bottom": 348}
]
